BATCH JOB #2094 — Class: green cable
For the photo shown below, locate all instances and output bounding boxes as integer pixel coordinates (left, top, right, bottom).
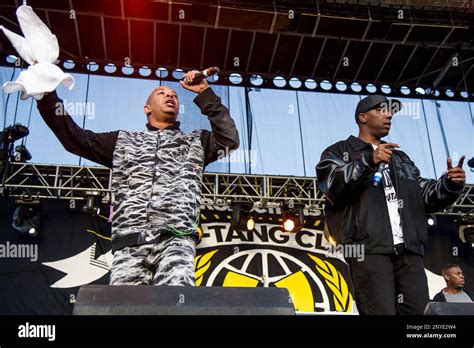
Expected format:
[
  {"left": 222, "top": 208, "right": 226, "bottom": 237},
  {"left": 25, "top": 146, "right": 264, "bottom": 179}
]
[{"left": 166, "top": 213, "right": 200, "bottom": 237}]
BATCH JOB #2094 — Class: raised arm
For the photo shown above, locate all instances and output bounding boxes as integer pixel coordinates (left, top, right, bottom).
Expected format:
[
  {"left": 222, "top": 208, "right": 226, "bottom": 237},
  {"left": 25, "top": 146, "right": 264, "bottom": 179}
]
[
  {"left": 37, "top": 91, "right": 118, "bottom": 168},
  {"left": 193, "top": 88, "right": 240, "bottom": 166},
  {"left": 179, "top": 70, "right": 239, "bottom": 167}
]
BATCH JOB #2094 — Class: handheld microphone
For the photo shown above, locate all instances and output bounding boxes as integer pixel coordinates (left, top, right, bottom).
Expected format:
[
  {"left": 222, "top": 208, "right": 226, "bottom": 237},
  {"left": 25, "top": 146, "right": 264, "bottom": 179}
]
[
  {"left": 184, "top": 67, "right": 220, "bottom": 86},
  {"left": 373, "top": 162, "right": 385, "bottom": 188}
]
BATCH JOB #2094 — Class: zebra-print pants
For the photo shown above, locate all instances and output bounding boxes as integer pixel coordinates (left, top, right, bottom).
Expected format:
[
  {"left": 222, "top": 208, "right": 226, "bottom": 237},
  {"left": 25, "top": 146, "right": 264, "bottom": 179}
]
[{"left": 109, "top": 235, "right": 196, "bottom": 286}]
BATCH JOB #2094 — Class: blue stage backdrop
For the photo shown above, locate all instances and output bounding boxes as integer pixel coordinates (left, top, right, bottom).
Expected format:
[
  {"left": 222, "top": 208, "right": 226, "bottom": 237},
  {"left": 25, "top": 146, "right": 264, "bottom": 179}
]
[{"left": 1, "top": 67, "right": 473, "bottom": 183}]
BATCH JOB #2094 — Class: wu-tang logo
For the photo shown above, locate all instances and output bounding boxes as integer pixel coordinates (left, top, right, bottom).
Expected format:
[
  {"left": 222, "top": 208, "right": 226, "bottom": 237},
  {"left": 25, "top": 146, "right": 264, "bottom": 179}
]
[{"left": 196, "top": 248, "right": 337, "bottom": 312}]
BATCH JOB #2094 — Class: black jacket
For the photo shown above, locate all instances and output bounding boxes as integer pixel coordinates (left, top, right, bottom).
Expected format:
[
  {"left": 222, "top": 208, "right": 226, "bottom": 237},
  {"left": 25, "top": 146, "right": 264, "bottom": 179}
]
[
  {"left": 316, "top": 136, "right": 464, "bottom": 255},
  {"left": 432, "top": 289, "right": 473, "bottom": 302}
]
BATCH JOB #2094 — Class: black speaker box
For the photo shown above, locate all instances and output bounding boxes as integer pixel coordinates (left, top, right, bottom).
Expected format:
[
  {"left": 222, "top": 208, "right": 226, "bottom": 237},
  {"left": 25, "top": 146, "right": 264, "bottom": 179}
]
[
  {"left": 424, "top": 302, "right": 474, "bottom": 315},
  {"left": 73, "top": 285, "right": 295, "bottom": 315}
]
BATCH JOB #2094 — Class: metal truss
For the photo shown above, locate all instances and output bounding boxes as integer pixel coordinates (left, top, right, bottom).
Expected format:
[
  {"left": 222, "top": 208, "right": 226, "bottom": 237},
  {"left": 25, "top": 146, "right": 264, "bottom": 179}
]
[
  {"left": 200, "top": 173, "right": 325, "bottom": 210},
  {"left": 443, "top": 184, "right": 474, "bottom": 216},
  {"left": 1, "top": 163, "right": 473, "bottom": 216},
  {"left": 1, "top": 163, "right": 112, "bottom": 203}
]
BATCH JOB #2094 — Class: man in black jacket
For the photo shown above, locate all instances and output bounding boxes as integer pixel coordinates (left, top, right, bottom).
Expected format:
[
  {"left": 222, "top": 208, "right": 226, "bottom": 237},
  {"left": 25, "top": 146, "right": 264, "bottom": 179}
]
[
  {"left": 433, "top": 264, "right": 472, "bottom": 302},
  {"left": 316, "top": 95, "right": 466, "bottom": 315},
  {"left": 36, "top": 70, "right": 239, "bottom": 286}
]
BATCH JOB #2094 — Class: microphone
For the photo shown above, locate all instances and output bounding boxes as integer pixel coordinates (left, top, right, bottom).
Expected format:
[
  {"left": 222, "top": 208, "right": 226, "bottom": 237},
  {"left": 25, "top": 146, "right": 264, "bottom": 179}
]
[
  {"left": 373, "top": 162, "right": 385, "bottom": 188},
  {"left": 184, "top": 67, "right": 220, "bottom": 86}
]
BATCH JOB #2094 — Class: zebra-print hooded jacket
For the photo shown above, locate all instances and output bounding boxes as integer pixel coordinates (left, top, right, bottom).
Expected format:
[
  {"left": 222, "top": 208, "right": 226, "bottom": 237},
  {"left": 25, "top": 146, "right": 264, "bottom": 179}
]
[{"left": 37, "top": 88, "right": 239, "bottom": 252}]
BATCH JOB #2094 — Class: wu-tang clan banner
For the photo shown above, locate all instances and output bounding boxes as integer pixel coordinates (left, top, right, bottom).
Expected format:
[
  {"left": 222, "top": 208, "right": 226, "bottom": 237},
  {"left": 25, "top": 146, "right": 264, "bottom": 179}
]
[{"left": 196, "top": 206, "right": 356, "bottom": 314}]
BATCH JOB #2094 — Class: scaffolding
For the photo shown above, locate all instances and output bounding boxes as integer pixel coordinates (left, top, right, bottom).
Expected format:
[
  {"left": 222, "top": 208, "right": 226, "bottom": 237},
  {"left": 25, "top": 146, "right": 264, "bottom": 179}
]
[{"left": 1, "top": 162, "right": 473, "bottom": 216}]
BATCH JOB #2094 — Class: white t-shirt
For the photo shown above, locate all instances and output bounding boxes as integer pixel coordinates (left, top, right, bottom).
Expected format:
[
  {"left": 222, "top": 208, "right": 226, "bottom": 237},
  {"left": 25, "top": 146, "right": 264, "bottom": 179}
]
[{"left": 372, "top": 144, "right": 404, "bottom": 245}]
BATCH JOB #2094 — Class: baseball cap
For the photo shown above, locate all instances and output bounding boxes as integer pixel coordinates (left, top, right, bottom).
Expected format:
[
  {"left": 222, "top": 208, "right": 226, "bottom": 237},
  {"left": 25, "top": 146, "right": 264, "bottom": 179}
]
[{"left": 355, "top": 95, "right": 402, "bottom": 122}]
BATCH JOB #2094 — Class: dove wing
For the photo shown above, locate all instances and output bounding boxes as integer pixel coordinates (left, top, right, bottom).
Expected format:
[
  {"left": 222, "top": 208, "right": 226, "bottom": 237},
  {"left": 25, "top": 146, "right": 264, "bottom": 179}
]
[
  {"left": 16, "top": 5, "right": 59, "bottom": 63},
  {"left": 0, "top": 25, "right": 36, "bottom": 65}
]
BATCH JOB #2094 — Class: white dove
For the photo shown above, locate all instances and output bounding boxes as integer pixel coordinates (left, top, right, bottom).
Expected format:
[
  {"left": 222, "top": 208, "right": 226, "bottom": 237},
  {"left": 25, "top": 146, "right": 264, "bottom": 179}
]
[{"left": 0, "top": 5, "right": 75, "bottom": 100}]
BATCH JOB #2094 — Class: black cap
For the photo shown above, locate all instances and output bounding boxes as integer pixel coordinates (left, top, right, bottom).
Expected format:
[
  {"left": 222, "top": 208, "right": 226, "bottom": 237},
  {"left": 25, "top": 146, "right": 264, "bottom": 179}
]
[{"left": 355, "top": 95, "right": 402, "bottom": 122}]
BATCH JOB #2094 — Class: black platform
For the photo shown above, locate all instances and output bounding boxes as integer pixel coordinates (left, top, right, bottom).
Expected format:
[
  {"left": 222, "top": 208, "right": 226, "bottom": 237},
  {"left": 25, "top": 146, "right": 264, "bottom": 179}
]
[
  {"left": 424, "top": 302, "right": 474, "bottom": 315},
  {"left": 73, "top": 285, "right": 295, "bottom": 315}
]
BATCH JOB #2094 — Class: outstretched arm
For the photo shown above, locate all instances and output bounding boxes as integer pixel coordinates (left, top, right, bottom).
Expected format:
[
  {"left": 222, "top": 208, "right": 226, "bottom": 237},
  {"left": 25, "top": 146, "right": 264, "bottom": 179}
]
[{"left": 37, "top": 91, "right": 118, "bottom": 168}]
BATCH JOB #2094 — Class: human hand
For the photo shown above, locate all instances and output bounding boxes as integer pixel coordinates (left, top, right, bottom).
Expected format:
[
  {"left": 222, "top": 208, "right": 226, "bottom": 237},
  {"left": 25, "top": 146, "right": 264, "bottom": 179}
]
[
  {"left": 446, "top": 156, "right": 466, "bottom": 186},
  {"left": 372, "top": 143, "right": 400, "bottom": 165},
  {"left": 179, "top": 70, "right": 209, "bottom": 94}
]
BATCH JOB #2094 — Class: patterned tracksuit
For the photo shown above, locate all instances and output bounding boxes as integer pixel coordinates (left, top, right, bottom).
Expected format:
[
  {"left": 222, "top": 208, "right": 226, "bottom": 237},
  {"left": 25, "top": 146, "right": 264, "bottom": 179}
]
[
  {"left": 37, "top": 88, "right": 239, "bottom": 286},
  {"left": 110, "top": 236, "right": 196, "bottom": 286}
]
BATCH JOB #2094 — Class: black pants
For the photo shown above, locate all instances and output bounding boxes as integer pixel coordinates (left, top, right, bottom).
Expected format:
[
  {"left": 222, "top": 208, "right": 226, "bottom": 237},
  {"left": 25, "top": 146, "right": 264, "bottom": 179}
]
[{"left": 348, "top": 245, "right": 429, "bottom": 315}]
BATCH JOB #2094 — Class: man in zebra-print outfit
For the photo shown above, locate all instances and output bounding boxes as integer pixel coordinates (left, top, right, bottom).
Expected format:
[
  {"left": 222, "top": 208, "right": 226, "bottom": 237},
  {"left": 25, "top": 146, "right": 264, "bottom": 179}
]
[{"left": 37, "top": 70, "right": 239, "bottom": 286}]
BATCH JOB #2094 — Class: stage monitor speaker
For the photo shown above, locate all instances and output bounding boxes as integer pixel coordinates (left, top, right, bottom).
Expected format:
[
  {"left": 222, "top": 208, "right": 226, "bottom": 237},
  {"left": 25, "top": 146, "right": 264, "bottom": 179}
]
[
  {"left": 424, "top": 302, "right": 474, "bottom": 315},
  {"left": 73, "top": 285, "right": 295, "bottom": 315}
]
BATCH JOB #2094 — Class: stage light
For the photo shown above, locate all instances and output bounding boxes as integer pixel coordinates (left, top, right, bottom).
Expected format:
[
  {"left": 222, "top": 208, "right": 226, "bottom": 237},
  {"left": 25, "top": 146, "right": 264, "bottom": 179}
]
[
  {"left": 5, "top": 124, "right": 29, "bottom": 142},
  {"left": 63, "top": 59, "right": 76, "bottom": 70},
  {"left": 459, "top": 225, "right": 474, "bottom": 249},
  {"left": 457, "top": 214, "right": 474, "bottom": 249},
  {"left": 323, "top": 222, "right": 336, "bottom": 246},
  {"left": 13, "top": 145, "right": 32, "bottom": 162},
  {"left": 0, "top": 124, "right": 30, "bottom": 163},
  {"left": 6, "top": 54, "right": 18, "bottom": 64},
  {"left": 231, "top": 201, "right": 254, "bottom": 231},
  {"left": 427, "top": 215, "right": 436, "bottom": 226},
  {"left": 281, "top": 202, "right": 304, "bottom": 233},
  {"left": 83, "top": 191, "right": 101, "bottom": 216},
  {"left": 250, "top": 75, "right": 264, "bottom": 87},
  {"left": 247, "top": 216, "right": 255, "bottom": 231},
  {"left": 415, "top": 87, "right": 426, "bottom": 95},
  {"left": 86, "top": 62, "right": 99, "bottom": 72},
  {"left": 283, "top": 218, "right": 296, "bottom": 232},
  {"left": 12, "top": 203, "right": 41, "bottom": 237},
  {"left": 328, "top": 235, "right": 337, "bottom": 247}
]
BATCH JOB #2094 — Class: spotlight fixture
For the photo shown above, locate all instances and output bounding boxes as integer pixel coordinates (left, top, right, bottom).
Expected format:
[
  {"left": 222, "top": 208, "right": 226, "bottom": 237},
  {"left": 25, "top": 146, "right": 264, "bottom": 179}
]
[
  {"left": 427, "top": 215, "right": 437, "bottom": 226},
  {"left": 13, "top": 145, "right": 32, "bottom": 162},
  {"left": 457, "top": 214, "right": 474, "bottom": 249},
  {"left": 12, "top": 201, "right": 41, "bottom": 237},
  {"left": 83, "top": 191, "right": 102, "bottom": 216},
  {"left": 281, "top": 201, "right": 304, "bottom": 233},
  {"left": 246, "top": 216, "right": 255, "bottom": 231},
  {"left": 323, "top": 223, "right": 336, "bottom": 246},
  {"left": 231, "top": 201, "right": 255, "bottom": 231},
  {"left": 0, "top": 124, "right": 31, "bottom": 163},
  {"left": 2, "top": 123, "right": 29, "bottom": 142}
]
